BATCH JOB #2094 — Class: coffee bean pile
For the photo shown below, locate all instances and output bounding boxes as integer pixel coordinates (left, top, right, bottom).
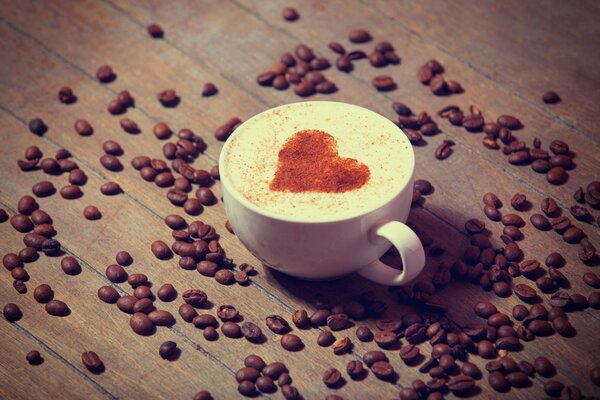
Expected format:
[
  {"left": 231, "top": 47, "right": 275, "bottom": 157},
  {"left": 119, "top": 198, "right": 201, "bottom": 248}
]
[
  {"left": 417, "top": 59, "right": 463, "bottom": 96},
  {"left": 256, "top": 44, "right": 337, "bottom": 97},
  {"left": 437, "top": 104, "right": 579, "bottom": 185}
]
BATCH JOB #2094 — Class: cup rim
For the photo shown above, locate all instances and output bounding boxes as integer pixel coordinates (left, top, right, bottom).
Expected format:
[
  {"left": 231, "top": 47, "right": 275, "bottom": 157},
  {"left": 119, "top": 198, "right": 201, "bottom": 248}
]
[{"left": 219, "top": 100, "right": 415, "bottom": 224}]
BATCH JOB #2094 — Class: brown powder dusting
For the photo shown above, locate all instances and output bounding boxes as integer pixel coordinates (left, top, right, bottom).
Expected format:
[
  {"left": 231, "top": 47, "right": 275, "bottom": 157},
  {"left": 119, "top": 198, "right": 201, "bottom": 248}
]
[{"left": 270, "top": 129, "right": 370, "bottom": 193}]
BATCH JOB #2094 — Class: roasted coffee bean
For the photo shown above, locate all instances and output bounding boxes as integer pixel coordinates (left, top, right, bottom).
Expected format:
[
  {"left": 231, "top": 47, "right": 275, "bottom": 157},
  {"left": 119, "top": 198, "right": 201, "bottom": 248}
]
[
  {"left": 332, "top": 337, "right": 352, "bottom": 354},
  {"left": 505, "top": 371, "right": 530, "bottom": 388},
  {"left": 134, "top": 294, "right": 156, "bottom": 309},
  {"left": 563, "top": 226, "right": 584, "bottom": 244},
  {"left": 151, "top": 240, "right": 171, "bottom": 260},
  {"left": 550, "top": 216, "right": 571, "bottom": 233},
  {"left": 105, "top": 264, "right": 127, "bottom": 283},
  {"left": 214, "top": 269, "right": 234, "bottom": 285},
  {"left": 45, "top": 300, "right": 69, "bottom": 316},
  {"left": 529, "top": 213, "right": 551, "bottom": 231},
  {"left": 97, "top": 286, "right": 120, "bottom": 303},
  {"left": 115, "top": 296, "right": 137, "bottom": 314},
  {"left": 4, "top": 303, "right": 22, "bottom": 322},
  {"left": 11, "top": 214, "right": 33, "bottom": 233},
  {"left": 501, "top": 213, "right": 525, "bottom": 227},
  {"left": 58, "top": 185, "right": 82, "bottom": 200},
  {"left": 238, "top": 322, "right": 261, "bottom": 342},
  {"left": 549, "top": 139, "right": 569, "bottom": 155},
  {"left": 130, "top": 312, "right": 154, "bottom": 335},
  {"left": 488, "top": 371, "right": 508, "bottom": 392},
  {"left": 497, "top": 115, "right": 522, "bottom": 130},
  {"left": 316, "top": 330, "right": 335, "bottom": 347},
  {"left": 265, "top": 315, "right": 290, "bottom": 333},
  {"left": 96, "top": 64, "right": 115, "bottom": 82},
  {"left": 326, "top": 313, "right": 350, "bottom": 331},
  {"left": 145, "top": 22, "right": 164, "bottom": 38},
  {"left": 474, "top": 301, "right": 498, "bottom": 318},
  {"left": 435, "top": 139, "right": 454, "bottom": 160},
  {"left": 100, "top": 182, "right": 121, "bottom": 196},
  {"left": 542, "top": 90, "right": 561, "bottom": 104},
  {"left": 363, "top": 350, "right": 388, "bottom": 367},
  {"left": 447, "top": 375, "right": 474, "bottom": 394},
  {"left": 309, "top": 309, "right": 330, "bottom": 327},
  {"left": 262, "top": 362, "right": 287, "bottom": 379},
  {"left": 543, "top": 380, "right": 565, "bottom": 397},
  {"left": 33, "top": 284, "right": 53, "bottom": 303},
  {"left": 353, "top": 325, "right": 373, "bottom": 342},
  {"left": 580, "top": 238, "right": 596, "bottom": 262},
  {"left": 220, "top": 321, "right": 241, "bottom": 338},
  {"left": 463, "top": 114, "right": 484, "bottom": 132},
  {"left": 417, "top": 65, "right": 433, "bottom": 84},
  {"left": 148, "top": 310, "right": 175, "bottom": 326},
  {"left": 392, "top": 101, "right": 412, "bottom": 116},
  {"left": 82, "top": 351, "right": 103, "bottom": 371},
  {"left": 281, "top": 333, "right": 303, "bottom": 351},
  {"left": 99, "top": 154, "right": 122, "bottom": 172},
  {"left": 547, "top": 166, "right": 568, "bottom": 185},
  {"left": 504, "top": 242, "right": 523, "bottom": 261},
  {"left": 25, "top": 350, "right": 43, "bottom": 365},
  {"left": 528, "top": 319, "right": 554, "bottom": 336},
  {"left": 182, "top": 289, "right": 207, "bottom": 308},
  {"left": 518, "top": 259, "right": 540, "bottom": 276},
  {"left": 102, "top": 140, "right": 123, "bottom": 155},
  {"left": 550, "top": 154, "right": 573, "bottom": 169},
  {"left": 28, "top": 118, "right": 47, "bottom": 135},
  {"left": 514, "top": 284, "right": 537, "bottom": 302},
  {"left": 430, "top": 75, "right": 448, "bottom": 95},
  {"left": 372, "top": 75, "right": 395, "bottom": 91},
  {"left": 345, "top": 360, "right": 364, "bottom": 381},
  {"left": 464, "top": 218, "right": 485, "bottom": 235},
  {"left": 157, "top": 89, "right": 179, "bottom": 107},
  {"left": 371, "top": 361, "right": 394, "bottom": 380},
  {"left": 82, "top": 205, "right": 101, "bottom": 220},
  {"left": 322, "top": 367, "right": 342, "bottom": 388},
  {"left": 291, "top": 309, "right": 309, "bottom": 328},
  {"left": 399, "top": 344, "right": 420, "bottom": 363},
  {"left": 349, "top": 28, "right": 371, "bottom": 43},
  {"left": 374, "top": 330, "right": 398, "bottom": 347}
]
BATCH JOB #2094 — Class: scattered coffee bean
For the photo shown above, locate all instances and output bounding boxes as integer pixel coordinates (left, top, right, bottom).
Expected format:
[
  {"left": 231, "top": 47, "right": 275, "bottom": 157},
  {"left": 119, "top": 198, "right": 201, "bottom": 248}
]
[
  {"left": 157, "top": 89, "right": 179, "bottom": 107},
  {"left": 543, "top": 91, "right": 561, "bottom": 104},
  {"left": 130, "top": 312, "right": 155, "bottom": 335},
  {"left": 318, "top": 330, "right": 335, "bottom": 347},
  {"left": 281, "top": 333, "right": 303, "bottom": 351},
  {"left": 282, "top": 7, "right": 299, "bottom": 21},
  {"left": 266, "top": 315, "right": 290, "bottom": 334},
  {"left": 82, "top": 351, "right": 103, "bottom": 372},
  {"left": 534, "top": 356, "right": 555, "bottom": 377},
  {"left": 33, "top": 284, "right": 53, "bottom": 303},
  {"left": 349, "top": 29, "right": 372, "bottom": 43},
  {"left": 96, "top": 65, "right": 115, "bottom": 82},
  {"left": 372, "top": 75, "right": 395, "bottom": 91},
  {"left": 45, "top": 300, "right": 69, "bottom": 316},
  {"left": 4, "top": 303, "right": 22, "bottom": 322},
  {"left": 29, "top": 118, "right": 47, "bottom": 135},
  {"left": 143, "top": 22, "right": 164, "bottom": 38}
]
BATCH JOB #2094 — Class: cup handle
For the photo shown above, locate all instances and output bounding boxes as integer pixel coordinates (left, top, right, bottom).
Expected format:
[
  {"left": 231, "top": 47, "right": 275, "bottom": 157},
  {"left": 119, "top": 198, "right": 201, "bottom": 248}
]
[{"left": 358, "top": 221, "right": 426, "bottom": 286}]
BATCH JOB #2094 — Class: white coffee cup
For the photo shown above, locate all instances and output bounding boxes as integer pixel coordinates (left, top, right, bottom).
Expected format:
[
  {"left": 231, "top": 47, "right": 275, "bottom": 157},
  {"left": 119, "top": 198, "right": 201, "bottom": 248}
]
[{"left": 219, "top": 101, "right": 425, "bottom": 286}]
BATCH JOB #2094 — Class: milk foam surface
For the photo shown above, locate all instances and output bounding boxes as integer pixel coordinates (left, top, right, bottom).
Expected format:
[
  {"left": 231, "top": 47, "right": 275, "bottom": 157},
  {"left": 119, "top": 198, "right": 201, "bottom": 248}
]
[{"left": 222, "top": 102, "right": 412, "bottom": 220}]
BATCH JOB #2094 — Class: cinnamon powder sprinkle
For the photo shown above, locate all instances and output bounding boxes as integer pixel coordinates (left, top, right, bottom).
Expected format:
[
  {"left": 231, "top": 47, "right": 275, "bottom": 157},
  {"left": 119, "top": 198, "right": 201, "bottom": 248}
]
[{"left": 269, "top": 129, "right": 370, "bottom": 193}]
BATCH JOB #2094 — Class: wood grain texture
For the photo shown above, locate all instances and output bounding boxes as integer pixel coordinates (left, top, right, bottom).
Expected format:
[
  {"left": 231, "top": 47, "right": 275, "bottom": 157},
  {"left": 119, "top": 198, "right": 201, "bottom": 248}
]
[{"left": 0, "top": 0, "right": 599, "bottom": 399}]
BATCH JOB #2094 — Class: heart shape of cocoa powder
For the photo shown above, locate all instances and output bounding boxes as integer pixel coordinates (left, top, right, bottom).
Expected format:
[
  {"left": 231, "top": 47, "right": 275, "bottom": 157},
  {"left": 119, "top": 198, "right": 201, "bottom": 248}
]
[{"left": 270, "top": 129, "right": 370, "bottom": 193}]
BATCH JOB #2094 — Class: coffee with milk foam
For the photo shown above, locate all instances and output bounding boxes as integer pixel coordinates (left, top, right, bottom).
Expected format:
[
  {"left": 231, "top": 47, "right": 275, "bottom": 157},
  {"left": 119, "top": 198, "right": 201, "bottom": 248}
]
[{"left": 222, "top": 102, "right": 412, "bottom": 220}]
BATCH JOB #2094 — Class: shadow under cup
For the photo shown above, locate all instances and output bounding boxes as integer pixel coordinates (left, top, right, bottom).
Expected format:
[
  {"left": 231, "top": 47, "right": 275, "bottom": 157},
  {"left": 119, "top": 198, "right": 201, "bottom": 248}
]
[{"left": 219, "top": 101, "right": 423, "bottom": 284}]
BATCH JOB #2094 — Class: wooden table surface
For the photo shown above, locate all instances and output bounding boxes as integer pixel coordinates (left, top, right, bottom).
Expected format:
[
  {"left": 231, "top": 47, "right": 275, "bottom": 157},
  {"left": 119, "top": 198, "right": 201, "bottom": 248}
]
[{"left": 1, "top": 1, "right": 599, "bottom": 399}]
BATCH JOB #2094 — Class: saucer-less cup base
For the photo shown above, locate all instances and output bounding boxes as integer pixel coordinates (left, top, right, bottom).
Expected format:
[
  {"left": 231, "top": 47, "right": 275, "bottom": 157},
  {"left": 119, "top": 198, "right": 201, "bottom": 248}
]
[{"left": 220, "top": 101, "right": 425, "bottom": 286}]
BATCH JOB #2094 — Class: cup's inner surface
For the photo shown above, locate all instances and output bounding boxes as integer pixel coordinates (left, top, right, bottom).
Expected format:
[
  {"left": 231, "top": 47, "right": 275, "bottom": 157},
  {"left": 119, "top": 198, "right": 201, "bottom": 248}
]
[{"left": 220, "top": 101, "right": 414, "bottom": 222}]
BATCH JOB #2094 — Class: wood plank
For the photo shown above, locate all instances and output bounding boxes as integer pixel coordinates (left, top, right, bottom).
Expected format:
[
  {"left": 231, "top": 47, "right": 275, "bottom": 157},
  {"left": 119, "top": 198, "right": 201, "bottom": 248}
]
[
  {"left": 366, "top": 0, "right": 600, "bottom": 137},
  {"left": 0, "top": 319, "right": 112, "bottom": 400},
  {"left": 0, "top": 0, "right": 599, "bottom": 398}
]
